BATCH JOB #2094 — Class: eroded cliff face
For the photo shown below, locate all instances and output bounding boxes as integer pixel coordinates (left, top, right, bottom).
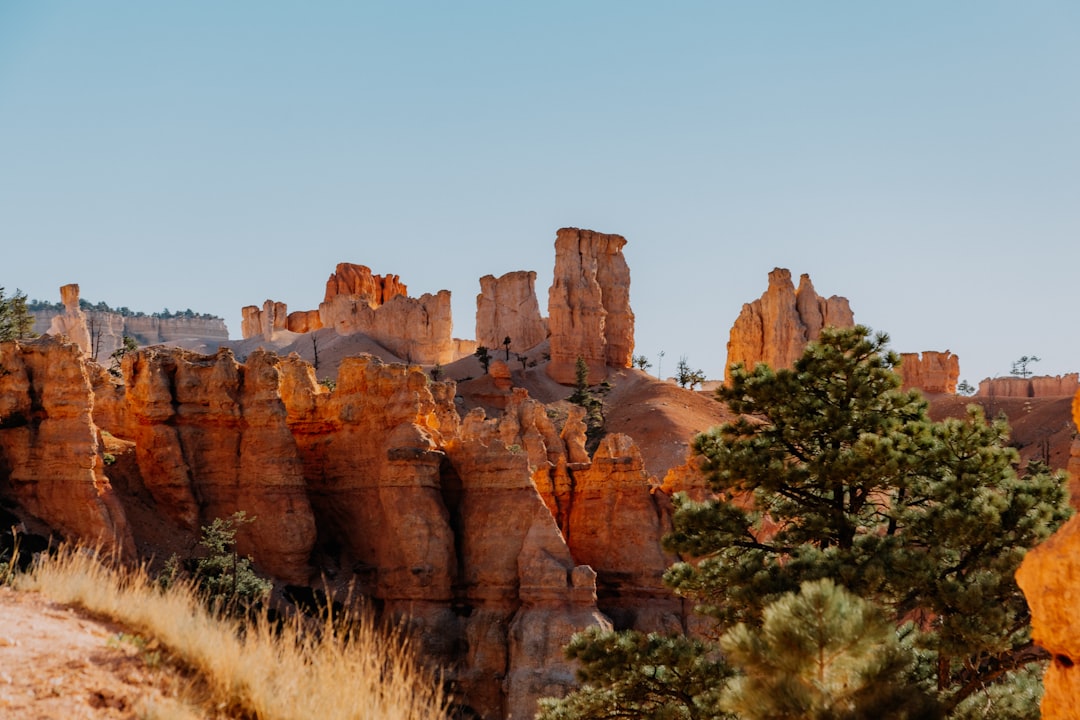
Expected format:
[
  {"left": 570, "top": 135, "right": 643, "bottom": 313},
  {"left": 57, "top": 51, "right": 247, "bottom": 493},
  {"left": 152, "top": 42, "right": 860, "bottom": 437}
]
[
  {"left": 0, "top": 337, "right": 684, "bottom": 719},
  {"left": 476, "top": 271, "right": 548, "bottom": 353},
  {"left": 547, "top": 228, "right": 635, "bottom": 385},
  {"left": 0, "top": 336, "right": 132, "bottom": 555},
  {"left": 725, "top": 269, "right": 854, "bottom": 384},
  {"left": 898, "top": 351, "right": 960, "bottom": 395},
  {"left": 977, "top": 374, "right": 1080, "bottom": 399},
  {"left": 35, "top": 284, "right": 228, "bottom": 360}
]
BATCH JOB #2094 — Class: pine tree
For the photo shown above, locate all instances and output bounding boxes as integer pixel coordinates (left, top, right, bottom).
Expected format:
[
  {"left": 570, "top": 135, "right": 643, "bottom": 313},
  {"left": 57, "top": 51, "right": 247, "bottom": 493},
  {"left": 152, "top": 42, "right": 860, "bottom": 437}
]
[
  {"left": 719, "top": 579, "right": 941, "bottom": 720},
  {"left": 0, "top": 287, "right": 36, "bottom": 342},
  {"left": 536, "top": 627, "right": 731, "bottom": 720},
  {"left": 664, "top": 325, "right": 1069, "bottom": 715}
]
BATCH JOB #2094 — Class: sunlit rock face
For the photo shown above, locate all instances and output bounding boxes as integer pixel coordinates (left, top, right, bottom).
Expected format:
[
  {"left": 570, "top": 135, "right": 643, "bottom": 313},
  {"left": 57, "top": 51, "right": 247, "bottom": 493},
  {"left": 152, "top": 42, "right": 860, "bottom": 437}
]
[
  {"left": 546, "top": 227, "right": 634, "bottom": 385},
  {"left": 0, "top": 336, "right": 133, "bottom": 556},
  {"left": 725, "top": 268, "right": 853, "bottom": 384},
  {"left": 898, "top": 351, "right": 960, "bottom": 395},
  {"left": 476, "top": 270, "right": 548, "bottom": 353},
  {"left": 1017, "top": 512, "right": 1080, "bottom": 720}
]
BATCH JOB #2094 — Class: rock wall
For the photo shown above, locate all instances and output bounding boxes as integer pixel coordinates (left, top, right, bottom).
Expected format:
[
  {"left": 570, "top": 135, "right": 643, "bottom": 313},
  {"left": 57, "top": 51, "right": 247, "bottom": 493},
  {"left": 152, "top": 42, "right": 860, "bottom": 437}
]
[
  {"left": 476, "top": 271, "right": 548, "bottom": 353},
  {"left": 35, "top": 285, "right": 228, "bottom": 361},
  {"left": 319, "top": 290, "right": 456, "bottom": 365},
  {"left": 898, "top": 351, "right": 960, "bottom": 395},
  {"left": 547, "top": 228, "right": 634, "bottom": 385},
  {"left": 323, "top": 262, "right": 408, "bottom": 306},
  {"left": 725, "top": 269, "right": 854, "bottom": 384},
  {"left": 977, "top": 374, "right": 1080, "bottom": 399},
  {"left": 6, "top": 293, "right": 699, "bottom": 718},
  {"left": 0, "top": 336, "right": 132, "bottom": 555}
]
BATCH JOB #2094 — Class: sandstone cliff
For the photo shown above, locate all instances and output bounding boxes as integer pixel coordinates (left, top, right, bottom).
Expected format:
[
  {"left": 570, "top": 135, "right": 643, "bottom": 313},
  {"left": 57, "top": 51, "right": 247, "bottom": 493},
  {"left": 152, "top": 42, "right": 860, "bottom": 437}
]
[
  {"left": 547, "top": 228, "right": 634, "bottom": 385},
  {"left": 0, "top": 336, "right": 132, "bottom": 555},
  {"left": 2, "top": 338, "right": 638, "bottom": 719},
  {"left": 476, "top": 271, "right": 548, "bottom": 353},
  {"left": 898, "top": 351, "right": 960, "bottom": 395},
  {"left": 35, "top": 285, "right": 228, "bottom": 361},
  {"left": 725, "top": 269, "right": 854, "bottom": 383},
  {"left": 977, "top": 374, "right": 1080, "bottom": 399}
]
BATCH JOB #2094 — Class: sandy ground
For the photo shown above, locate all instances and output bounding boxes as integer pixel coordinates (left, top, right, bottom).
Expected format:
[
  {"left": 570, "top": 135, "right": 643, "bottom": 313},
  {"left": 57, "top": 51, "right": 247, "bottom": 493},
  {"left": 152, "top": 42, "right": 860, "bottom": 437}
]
[{"left": 0, "top": 586, "right": 189, "bottom": 720}]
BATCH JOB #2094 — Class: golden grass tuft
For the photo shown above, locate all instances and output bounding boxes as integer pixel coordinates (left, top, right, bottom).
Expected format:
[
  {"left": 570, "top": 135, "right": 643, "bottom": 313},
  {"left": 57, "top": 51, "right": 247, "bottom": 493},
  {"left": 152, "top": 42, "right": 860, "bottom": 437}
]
[{"left": 18, "top": 547, "right": 448, "bottom": 720}]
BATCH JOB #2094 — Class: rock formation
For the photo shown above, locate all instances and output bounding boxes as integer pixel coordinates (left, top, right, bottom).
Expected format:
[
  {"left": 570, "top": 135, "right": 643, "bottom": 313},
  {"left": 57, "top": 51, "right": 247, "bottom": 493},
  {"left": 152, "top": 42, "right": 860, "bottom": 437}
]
[
  {"left": 34, "top": 285, "right": 229, "bottom": 361},
  {"left": 725, "top": 269, "right": 854, "bottom": 384},
  {"left": 241, "top": 263, "right": 460, "bottom": 366},
  {"left": 547, "top": 228, "right": 635, "bottom": 385},
  {"left": 898, "top": 351, "right": 960, "bottom": 395},
  {"left": 476, "top": 271, "right": 548, "bottom": 353},
  {"left": 45, "top": 284, "right": 91, "bottom": 354},
  {"left": 0, "top": 336, "right": 132, "bottom": 555},
  {"left": 1016, "top": 513, "right": 1080, "bottom": 719},
  {"left": 319, "top": 290, "right": 456, "bottom": 365},
  {"left": 977, "top": 374, "right": 1080, "bottom": 399},
  {"left": 9, "top": 338, "right": 629, "bottom": 719},
  {"left": 323, "top": 262, "right": 408, "bottom": 306}
]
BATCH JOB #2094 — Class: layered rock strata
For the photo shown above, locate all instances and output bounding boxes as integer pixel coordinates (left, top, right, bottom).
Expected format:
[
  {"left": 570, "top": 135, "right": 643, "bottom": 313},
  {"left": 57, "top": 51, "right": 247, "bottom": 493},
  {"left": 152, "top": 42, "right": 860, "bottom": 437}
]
[
  {"left": 0, "top": 336, "right": 132, "bottom": 555},
  {"left": 476, "top": 271, "right": 548, "bottom": 353},
  {"left": 36, "top": 285, "right": 228, "bottom": 360},
  {"left": 898, "top": 351, "right": 960, "bottom": 395},
  {"left": 726, "top": 268, "right": 854, "bottom": 383},
  {"left": 547, "top": 228, "right": 634, "bottom": 385},
  {"left": 977, "top": 374, "right": 1080, "bottom": 399}
]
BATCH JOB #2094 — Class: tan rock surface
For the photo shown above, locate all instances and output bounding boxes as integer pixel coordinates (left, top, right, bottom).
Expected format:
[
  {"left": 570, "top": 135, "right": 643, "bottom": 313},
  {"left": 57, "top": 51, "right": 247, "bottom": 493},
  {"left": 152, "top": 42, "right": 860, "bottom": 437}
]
[
  {"left": 0, "top": 587, "right": 193, "bottom": 719},
  {"left": 319, "top": 290, "right": 456, "bottom": 365},
  {"left": 725, "top": 269, "right": 853, "bottom": 383},
  {"left": 547, "top": 227, "right": 634, "bottom": 385},
  {"left": 47, "top": 283, "right": 93, "bottom": 354},
  {"left": 476, "top": 271, "right": 548, "bottom": 353},
  {"left": 898, "top": 351, "right": 960, "bottom": 395}
]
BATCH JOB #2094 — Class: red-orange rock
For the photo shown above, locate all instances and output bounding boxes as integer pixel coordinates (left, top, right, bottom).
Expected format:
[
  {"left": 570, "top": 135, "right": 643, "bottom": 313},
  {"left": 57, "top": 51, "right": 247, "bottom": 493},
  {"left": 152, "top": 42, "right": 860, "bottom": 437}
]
[
  {"left": 1016, "top": 514, "right": 1080, "bottom": 719},
  {"left": 319, "top": 290, "right": 456, "bottom": 365},
  {"left": 0, "top": 336, "right": 132, "bottom": 554},
  {"left": 547, "top": 228, "right": 635, "bottom": 385},
  {"left": 977, "top": 374, "right": 1080, "bottom": 398},
  {"left": 286, "top": 309, "right": 322, "bottom": 334},
  {"left": 726, "top": 269, "right": 853, "bottom": 384},
  {"left": 898, "top": 351, "right": 960, "bottom": 395},
  {"left": 46, "top": 284, "right": 92, "bottom": 354},
  {"left": 476, "top": 271, "right": 548, "bottom": 353},
  {"left": 121, "top": 346, "right": 316, "bottom": 583},
  {"left": 564, "top": 434, "right": 681, "bottom": 632},
  {"left": 323, "top": 262, "right": 408, "bottom": 306}
]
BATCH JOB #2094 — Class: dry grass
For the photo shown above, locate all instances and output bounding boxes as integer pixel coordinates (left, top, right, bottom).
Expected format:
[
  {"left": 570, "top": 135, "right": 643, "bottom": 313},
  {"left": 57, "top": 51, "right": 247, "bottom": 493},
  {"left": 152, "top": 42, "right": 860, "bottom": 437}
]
[{"left": 18, "top": 547, "right": 449, "bottom": 720}]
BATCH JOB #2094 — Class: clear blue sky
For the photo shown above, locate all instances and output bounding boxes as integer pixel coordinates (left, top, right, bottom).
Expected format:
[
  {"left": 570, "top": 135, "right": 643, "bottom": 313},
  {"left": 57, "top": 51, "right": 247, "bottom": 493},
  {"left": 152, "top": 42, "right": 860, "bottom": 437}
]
[{"left": 2, "top": 2, "right": 1077, "bottom": 384}]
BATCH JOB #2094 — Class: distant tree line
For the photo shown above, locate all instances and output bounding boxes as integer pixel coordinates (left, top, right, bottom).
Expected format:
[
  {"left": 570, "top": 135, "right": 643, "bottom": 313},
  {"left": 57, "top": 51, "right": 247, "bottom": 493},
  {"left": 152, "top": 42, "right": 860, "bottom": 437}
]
[{"left": 28, "top": 298, "right": 222, "bottom": 321}]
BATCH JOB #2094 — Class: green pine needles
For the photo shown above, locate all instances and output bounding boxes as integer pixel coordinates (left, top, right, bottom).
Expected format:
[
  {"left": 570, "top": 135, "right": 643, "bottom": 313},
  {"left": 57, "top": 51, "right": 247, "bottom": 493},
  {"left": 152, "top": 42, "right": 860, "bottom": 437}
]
[{"left": 541, "top": 325, "right": 1071, "bottom": 720}]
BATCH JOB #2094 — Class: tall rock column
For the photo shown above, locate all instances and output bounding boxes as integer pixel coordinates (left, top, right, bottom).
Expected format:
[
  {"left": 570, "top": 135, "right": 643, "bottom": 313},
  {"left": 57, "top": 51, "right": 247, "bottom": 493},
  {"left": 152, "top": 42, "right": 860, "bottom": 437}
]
[
  {"left": 725, "top": 269, "right": 853, "bottom": 384},
  {"left": 546, "top": 228, "right": 635, "bottom": 385},
  {"left": 47, "top": 284, "right": 92, "bottom": 355},
  {"left": 475, "top": 271, "right": 548, "bottom": 353}
]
